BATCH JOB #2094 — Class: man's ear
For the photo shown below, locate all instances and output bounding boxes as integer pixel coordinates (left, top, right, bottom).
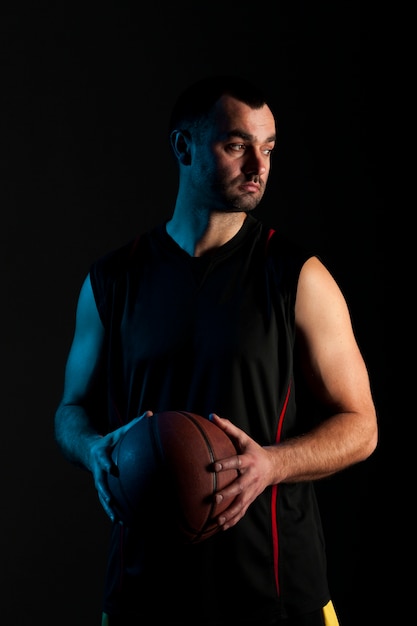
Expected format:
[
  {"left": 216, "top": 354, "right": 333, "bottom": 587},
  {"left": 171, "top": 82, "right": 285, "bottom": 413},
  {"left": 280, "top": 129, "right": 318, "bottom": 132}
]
[{"left": 170, "top": 129, "right": 191, "bottom": 165}]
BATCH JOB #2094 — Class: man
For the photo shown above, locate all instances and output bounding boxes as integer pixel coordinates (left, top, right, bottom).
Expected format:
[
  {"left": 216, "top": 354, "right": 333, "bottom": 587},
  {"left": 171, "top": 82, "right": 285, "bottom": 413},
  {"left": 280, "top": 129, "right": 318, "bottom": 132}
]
[{"left": 54, "top": 75, "right": 378, "bottom": 625}]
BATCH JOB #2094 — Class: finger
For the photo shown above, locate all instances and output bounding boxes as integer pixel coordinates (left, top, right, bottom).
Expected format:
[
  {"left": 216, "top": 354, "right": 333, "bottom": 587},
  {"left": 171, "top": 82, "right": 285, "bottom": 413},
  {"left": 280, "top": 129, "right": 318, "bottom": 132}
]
[
  {"left": 98, "top": 486, "right": 116, "bottom": 523},
  {"left": 215, "top": 474, "right": 243, "bottom": 503},
  {"left": 122, "top": 411, "right": 153, "bottom": 434},
  {"left": 209, "top": 413, "right": 244, "bottom": 444},
  {"left": 213, "top": 454, "right": 242, "bottom": 473},
  {"left": 209, "top": 413, "right": 228, "bottom": 427},
  {"left": 217, "top": 500, "right": 247, "bottom": 531}
]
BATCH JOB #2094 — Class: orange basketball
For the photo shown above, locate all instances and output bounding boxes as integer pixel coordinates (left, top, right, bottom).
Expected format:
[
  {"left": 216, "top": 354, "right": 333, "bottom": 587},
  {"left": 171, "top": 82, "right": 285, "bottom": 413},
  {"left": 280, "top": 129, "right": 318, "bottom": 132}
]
[{"left": 107, "top": 411, "right": 239, "bottom": 543}]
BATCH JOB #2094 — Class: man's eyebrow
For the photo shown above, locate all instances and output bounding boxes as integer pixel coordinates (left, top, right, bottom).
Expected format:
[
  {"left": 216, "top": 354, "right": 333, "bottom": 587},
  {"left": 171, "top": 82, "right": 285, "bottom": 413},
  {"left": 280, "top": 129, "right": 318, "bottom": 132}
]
[{"left": 226, "top": 129, "right": 276, "bottom": 142}]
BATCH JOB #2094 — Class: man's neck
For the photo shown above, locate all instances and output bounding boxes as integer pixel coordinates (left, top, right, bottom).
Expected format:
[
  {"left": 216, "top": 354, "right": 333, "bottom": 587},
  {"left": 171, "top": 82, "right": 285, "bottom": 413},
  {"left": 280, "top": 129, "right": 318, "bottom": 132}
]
[{"left": 166, "top": 211, "right": 248, "bottom": 257}]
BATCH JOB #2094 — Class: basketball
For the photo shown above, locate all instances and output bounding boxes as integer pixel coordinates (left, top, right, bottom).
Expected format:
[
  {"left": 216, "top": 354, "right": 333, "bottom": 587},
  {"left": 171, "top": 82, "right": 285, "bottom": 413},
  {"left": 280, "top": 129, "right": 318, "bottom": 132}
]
[{"left": 107, "top": 411, "right": 239, "bottom": 543}]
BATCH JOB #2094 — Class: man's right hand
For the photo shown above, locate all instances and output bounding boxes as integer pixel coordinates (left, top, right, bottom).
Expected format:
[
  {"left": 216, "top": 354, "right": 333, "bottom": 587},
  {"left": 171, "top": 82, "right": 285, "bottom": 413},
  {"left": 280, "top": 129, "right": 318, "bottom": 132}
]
[{"left": 88, "top": 411, "right": 154, "bottom": 522}]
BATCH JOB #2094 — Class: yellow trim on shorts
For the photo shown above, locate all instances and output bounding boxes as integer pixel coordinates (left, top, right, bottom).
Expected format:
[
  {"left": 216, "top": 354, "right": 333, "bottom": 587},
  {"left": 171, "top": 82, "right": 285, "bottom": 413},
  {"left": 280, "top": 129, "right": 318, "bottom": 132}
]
[
  {"left": 103, "top": 602, "right": 340, "bottom": 625},
  {"left": 323, "top": 600, "right": 340, "bottom": 626}
]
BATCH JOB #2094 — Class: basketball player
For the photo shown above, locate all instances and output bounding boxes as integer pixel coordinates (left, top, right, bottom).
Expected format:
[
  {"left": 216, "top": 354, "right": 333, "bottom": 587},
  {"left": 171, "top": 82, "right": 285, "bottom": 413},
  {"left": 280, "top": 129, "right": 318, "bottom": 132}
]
[{"left": 54, "top": 75, "right": 378, "bottom": 625}]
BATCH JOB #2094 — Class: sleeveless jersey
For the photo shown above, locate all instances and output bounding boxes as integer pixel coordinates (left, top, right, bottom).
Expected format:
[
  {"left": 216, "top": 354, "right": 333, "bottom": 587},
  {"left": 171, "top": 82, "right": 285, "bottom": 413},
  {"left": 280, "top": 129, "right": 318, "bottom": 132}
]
[{"left": 89, "top": 215, "right": 330, "bottom": 624}]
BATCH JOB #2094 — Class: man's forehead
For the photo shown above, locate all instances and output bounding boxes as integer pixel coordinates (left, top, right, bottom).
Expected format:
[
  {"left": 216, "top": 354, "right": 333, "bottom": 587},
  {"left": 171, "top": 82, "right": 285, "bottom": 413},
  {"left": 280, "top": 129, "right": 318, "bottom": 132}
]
[{"left": 211, "top": 96, "right": 276, "bottom": 142}]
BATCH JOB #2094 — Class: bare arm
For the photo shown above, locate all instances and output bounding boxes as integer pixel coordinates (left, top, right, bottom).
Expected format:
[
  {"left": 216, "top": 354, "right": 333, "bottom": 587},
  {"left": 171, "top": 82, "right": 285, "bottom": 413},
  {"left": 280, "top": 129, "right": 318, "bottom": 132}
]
[
  {"left": 54, "top": 274, "right": 107, "bottom": 470},
  {"left": 210, "top": 256, "right": 378, "bottom": 529},
  {"left": 54, "top": 274, "right": 150, "bottom": 521},
  {"left": 267, "top": 255, "right": 378, "bottom": 481}
]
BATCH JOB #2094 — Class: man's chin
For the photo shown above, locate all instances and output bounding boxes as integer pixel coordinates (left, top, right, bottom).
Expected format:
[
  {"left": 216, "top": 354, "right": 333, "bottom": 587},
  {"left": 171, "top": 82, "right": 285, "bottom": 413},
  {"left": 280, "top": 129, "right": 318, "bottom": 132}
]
[
  {"left": 219, "top": 206, "right": 252, "bottom": 215},
  {"left": 221, "top": 195, "right": 261, "bottom": 213},
  {"left": 228, "top": 201, "right": 259, "bottom": 214}
]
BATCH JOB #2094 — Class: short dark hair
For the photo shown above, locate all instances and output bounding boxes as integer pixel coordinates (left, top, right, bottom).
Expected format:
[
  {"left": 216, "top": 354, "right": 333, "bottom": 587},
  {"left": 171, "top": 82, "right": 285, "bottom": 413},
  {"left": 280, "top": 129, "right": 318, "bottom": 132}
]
[{"left": 169, "top": 75, "right": 270, "bottom": 133}]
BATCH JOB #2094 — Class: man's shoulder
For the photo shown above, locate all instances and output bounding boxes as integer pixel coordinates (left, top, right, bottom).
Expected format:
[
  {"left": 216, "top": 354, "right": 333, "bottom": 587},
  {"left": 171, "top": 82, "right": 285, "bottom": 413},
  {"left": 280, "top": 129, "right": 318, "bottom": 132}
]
[
  {"left": 263, "top": 225, "right": 313, "bottom": 263},
  {"left": 261, "top": 225, "right": 316, "bottom": 295},
  {"left": 91, "top": 224, "right": 164, "bottom": 275}
]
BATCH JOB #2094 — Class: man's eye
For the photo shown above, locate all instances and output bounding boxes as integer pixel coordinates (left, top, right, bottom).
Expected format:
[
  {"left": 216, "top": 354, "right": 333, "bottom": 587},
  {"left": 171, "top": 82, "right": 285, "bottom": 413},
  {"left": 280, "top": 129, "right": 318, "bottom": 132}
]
[{"left": 230, "top": 143, "right": 245, "bottom": 151}]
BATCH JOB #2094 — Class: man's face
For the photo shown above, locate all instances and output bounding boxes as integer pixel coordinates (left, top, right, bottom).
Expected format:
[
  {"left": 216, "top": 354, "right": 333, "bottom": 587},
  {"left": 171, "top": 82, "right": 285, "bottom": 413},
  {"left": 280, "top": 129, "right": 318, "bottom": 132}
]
[{"left": 188, "top": 95, "right": 276, "bottom": 213}]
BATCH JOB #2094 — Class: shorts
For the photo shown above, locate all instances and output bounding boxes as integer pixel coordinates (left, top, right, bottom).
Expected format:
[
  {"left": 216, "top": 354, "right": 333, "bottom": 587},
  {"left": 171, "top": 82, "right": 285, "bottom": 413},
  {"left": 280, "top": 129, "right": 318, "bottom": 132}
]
[{"left": 102, "top": 599, "right": 340, "bottom": 626}]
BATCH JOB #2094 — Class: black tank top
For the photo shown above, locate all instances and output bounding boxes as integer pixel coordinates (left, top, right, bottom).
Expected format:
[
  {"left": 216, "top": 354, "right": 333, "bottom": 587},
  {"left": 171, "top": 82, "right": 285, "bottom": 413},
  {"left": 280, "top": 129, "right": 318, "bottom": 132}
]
[{"left": 90, "top": 215, "right": 330, "bottom": 623}]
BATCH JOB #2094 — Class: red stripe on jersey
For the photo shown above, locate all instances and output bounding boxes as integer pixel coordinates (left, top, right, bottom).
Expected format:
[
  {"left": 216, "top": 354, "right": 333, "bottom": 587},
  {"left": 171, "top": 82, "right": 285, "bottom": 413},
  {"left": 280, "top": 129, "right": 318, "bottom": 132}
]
[{"left": 271, "top": 380, "right": 292, "bottom": 595}]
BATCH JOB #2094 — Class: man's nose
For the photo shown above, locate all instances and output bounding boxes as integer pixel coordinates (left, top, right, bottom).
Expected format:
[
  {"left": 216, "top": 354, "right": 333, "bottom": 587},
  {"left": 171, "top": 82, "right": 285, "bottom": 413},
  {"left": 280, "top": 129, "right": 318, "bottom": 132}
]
[{"left": 243, "top": 150, "right": 267, "bottom": 176}]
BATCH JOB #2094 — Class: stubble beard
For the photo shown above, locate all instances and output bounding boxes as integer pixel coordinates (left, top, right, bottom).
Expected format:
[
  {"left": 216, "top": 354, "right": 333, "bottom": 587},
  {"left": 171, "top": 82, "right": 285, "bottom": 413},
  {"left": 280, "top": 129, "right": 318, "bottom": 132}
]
[
  {"left": 205, "top": 171, "right": 266, "bottom": 213},
  {"left": 221, "top": 186, "right": 265, "bottom": 213}
]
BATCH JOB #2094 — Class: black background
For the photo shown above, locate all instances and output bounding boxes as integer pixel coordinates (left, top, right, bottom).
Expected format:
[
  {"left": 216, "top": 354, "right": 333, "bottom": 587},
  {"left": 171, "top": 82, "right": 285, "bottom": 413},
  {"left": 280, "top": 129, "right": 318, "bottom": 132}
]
[{"left": 2, "top": 3, "right": 391, "bottom": 625}]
